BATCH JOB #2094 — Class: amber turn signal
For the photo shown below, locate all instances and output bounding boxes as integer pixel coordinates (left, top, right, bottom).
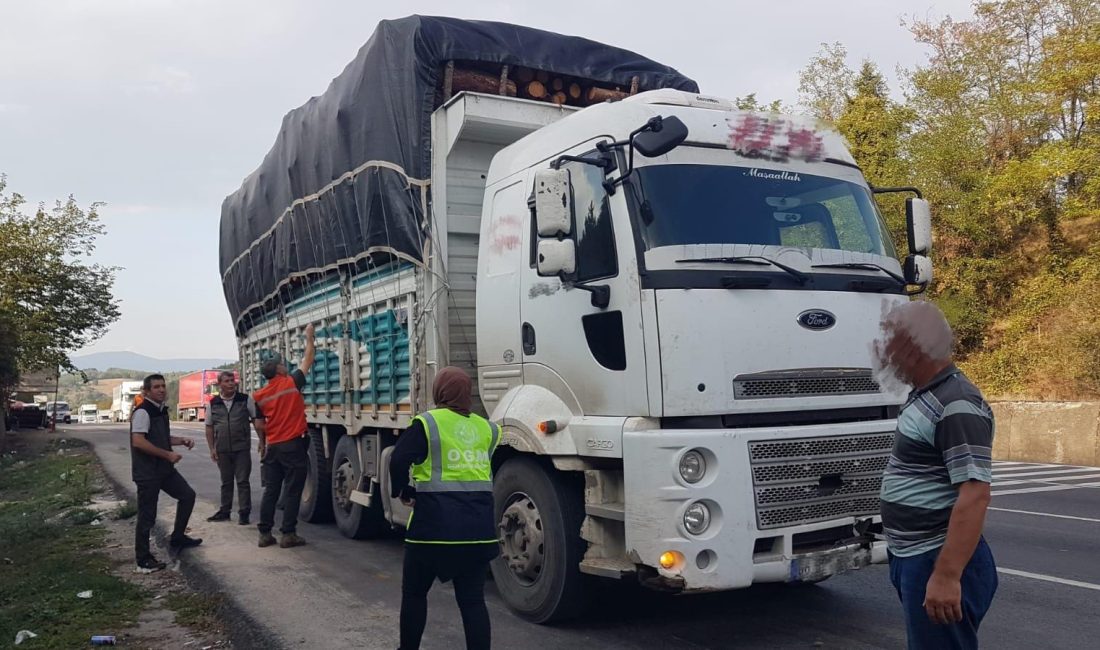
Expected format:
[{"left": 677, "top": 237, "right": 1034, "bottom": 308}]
[
  {"left": 537, "top": 420, "right": 559, "bottom": 434},
  {"left": 659, "top": 551, "right": 682, "bottom": 570}
]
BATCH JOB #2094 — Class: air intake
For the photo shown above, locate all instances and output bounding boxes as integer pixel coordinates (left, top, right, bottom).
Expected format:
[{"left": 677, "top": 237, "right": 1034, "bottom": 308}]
[{"left": 733, "top": 368, "right": 880, "bottom": 400}]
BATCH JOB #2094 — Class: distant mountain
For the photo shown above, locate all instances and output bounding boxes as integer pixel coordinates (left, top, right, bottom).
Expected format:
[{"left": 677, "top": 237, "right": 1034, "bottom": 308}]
[{"left": 71, "top": 351, "right": 234, "bottom": 373}]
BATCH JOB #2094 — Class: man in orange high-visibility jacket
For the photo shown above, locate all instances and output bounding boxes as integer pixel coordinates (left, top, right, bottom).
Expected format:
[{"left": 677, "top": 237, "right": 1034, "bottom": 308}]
[{"left": 252, "top": 324, "right": 315, "bottom": 549}]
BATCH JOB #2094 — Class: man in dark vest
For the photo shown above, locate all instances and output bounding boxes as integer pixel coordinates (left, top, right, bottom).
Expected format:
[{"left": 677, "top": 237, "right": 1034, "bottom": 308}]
[
  {"left": 130, "top": 373, "right": 202, "bottom": 573},
  {"left": 204, "top": 370, "right": 260, "bottom": 525},
  {"left": 390, "top": 367, "right": 500, "bottom": 650}
]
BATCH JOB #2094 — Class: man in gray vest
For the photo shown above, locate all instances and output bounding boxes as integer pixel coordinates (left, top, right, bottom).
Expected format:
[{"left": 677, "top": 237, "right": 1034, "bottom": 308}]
[
  {"left": 131, "top": 373, "right": 201, "bottom": 573},
  {"left": 204, "top": 370, "right": 261, "bottom": 525}
]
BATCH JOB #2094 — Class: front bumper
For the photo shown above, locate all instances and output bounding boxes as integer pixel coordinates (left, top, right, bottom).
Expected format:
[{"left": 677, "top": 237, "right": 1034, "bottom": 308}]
[{"left": 622, "top": 419, "right": 893, "bottom": 592}]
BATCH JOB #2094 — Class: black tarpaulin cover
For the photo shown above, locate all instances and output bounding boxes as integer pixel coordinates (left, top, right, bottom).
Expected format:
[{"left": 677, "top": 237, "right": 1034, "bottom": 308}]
[{"left": 219, "top": 15, "right": 698, "bottom": 331}]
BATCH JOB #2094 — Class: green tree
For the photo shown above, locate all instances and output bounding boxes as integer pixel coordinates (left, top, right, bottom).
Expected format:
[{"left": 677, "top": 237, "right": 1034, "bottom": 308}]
[
  {"left": 902, "top": 0, "right": 1100, "bottom": 395},
  {"left": 734, "top": 93, "right": 785, "bottom": 113},
  {"left": 0, "top": 175, "right": 120, "bottom": 376},
  {"left": 798, "top": 42, "right": 856, "bottom": 123},
  {"left": 835, "top": 61, "right": 915, "bottom": 245}
]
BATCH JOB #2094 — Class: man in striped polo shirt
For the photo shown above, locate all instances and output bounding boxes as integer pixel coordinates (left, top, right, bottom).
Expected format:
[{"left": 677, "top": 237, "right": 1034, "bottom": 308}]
[{"left": 874, "top": 301, "right": 997, "bottom": 649}]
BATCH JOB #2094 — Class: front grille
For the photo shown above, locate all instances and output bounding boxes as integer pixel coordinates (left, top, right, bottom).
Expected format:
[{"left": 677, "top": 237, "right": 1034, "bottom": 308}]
[
  {"left": 751, "top": 455, "right": 889, "bottom": 484},
  {"left": 755, "top": 475, "right": 883, "bottom": 505},
  {"left": 749, "top": 433, "right": 895, "bottom": 461},
  {"left": 749, "top": 431, "right": 893, "bottom": 530},
  {"left": 758, "top": 497, "right": 881, "bottom": 528},
  {"left": 734, "top": 369, "right": 880, "bottom": 399}
]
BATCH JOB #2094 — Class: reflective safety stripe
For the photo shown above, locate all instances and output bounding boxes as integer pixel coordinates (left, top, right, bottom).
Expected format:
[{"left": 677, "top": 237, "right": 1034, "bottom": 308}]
[
  {"left": 417, "top": 480, "right": 493, "bottom": 493},
  {"left": 405, "top": 538, "right": 498, "bottom": 545},
  {"left": 422, "top": 412, "right": 444, "bottom": 485},
  {"left": 489, "top": 422, "right": 500, "bottom": 455},
  {"left": 256, "top": 386, "right": 300, "bottom": 406}
]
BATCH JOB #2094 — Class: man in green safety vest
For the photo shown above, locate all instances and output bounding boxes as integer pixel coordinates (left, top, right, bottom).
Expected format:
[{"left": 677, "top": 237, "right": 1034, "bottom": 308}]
[{"left": 390, "top": 366, "right": 500, "bottom": 650}]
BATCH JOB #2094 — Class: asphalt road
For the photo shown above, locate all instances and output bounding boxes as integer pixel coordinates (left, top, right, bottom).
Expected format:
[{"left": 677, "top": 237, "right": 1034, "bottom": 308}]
[{"left": 68, "top": 423, "right": 1099, "bottom": 649}]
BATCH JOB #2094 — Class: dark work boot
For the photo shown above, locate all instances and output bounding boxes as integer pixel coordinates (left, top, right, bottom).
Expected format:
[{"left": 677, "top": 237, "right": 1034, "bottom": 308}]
[
  {"left": 169, "top": 534, "right": 203, "bottom": 549},
  {"left": 279, "top": 533, "right": 306, "bottom": 548}
]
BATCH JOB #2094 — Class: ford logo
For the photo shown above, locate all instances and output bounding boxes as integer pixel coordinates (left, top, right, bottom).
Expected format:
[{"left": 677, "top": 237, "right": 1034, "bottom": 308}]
[{"left": 798, "top": 310, "right": 836, "bottom": 331}]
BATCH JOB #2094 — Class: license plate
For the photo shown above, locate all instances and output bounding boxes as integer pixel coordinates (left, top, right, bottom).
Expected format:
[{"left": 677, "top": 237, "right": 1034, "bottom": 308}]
[{"left": 790, "top": 547, "right": 872, "bottom": 582}]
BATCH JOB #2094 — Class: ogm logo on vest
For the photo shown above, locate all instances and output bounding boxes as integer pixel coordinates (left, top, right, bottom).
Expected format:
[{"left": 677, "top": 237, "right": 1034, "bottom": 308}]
[
  {"left": 446, "top": 448, "right": 492, "bottom": 470},
  {"left": 454, "top": 420, "right": 479, "bottom": 447}
]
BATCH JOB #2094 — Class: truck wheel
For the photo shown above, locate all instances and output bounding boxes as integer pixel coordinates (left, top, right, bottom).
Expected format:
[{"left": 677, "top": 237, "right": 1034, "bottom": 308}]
[
  {"left": 491, "top": 457, "right": 587, "bottom": 624},
  {"left": 298, "top": 429, "right": 334, "bottom": 523},
  {"left": 331, "top": 434, "right": 388, "bottom": 539}
]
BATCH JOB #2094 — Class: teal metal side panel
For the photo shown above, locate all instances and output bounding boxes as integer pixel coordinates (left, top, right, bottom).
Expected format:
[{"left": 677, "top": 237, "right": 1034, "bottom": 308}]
[{"left": 351, "top": 310, "right": 411, "bottom": 407}]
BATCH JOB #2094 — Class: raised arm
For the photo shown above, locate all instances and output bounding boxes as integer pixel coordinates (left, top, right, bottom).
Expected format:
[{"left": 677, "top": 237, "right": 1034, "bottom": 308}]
[{"left": 299, "top": 323, "right": 316, "bottom": 375}]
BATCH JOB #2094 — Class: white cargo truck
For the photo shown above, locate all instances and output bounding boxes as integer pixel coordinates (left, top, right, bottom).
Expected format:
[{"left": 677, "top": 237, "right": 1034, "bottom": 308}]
[
  {"left": 79, "top": 404, "right": 98, "bottom": 424},
  {"left": 111, "top": 380, "right": 143, "bottom": 422},
  {"left": 222, "top": 18, "right": 932, "bottom": 624}
]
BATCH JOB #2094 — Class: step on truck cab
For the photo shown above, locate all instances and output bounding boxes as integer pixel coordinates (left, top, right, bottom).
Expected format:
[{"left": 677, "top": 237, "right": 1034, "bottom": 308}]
[{"left": 220, "top": 17, "right": 933, "bottom": 624}]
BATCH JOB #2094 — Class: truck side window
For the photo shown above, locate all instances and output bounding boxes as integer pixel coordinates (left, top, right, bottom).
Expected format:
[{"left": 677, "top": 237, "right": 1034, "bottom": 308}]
[{"left": 565, "top": 162, "right": 618, "bottom": 282}]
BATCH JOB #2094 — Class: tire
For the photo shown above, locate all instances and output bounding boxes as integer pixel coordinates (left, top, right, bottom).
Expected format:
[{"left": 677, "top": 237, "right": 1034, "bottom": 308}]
[
  {"left": 331, "top": 434, "right": 388, "bottom": 539},
  {"left": 298, "top": 428, "right": 334, "bottom": 523},
  {"left": 490, "top": 457, "right": 588, "bottom": 624}
]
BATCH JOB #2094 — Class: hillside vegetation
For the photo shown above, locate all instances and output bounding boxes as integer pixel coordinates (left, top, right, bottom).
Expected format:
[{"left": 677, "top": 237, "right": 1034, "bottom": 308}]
[{"left": 796, "top": 1, "right": 1100, "bottom": 399}]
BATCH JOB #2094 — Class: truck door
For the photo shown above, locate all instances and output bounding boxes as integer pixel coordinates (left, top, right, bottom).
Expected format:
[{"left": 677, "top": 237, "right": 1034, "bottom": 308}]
[{"left": 519, "top": 148, "right": 649, "bottom": 416}]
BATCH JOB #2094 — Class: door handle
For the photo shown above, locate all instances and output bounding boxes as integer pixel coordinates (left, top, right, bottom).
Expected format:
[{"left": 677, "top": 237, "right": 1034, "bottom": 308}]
[{"left": 522, "top": 323, "right": 536, "bottom": 355}]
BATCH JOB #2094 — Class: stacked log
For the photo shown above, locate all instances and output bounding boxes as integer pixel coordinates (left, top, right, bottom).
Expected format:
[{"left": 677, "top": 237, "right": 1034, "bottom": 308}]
[{"left": 440, "top": 62, "right": 647, "bottom": 108}]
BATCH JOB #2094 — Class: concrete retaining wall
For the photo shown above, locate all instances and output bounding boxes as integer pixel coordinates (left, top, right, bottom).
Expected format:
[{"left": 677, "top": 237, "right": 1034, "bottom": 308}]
[{"left": 991, "top": 401, "right": 1100, "bottom": 466}]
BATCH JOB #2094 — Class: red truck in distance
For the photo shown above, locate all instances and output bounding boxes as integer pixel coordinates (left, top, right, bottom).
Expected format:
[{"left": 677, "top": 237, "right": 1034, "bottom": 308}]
[{"left": 177, "top": 369, "right": 238, "bottom": 421}]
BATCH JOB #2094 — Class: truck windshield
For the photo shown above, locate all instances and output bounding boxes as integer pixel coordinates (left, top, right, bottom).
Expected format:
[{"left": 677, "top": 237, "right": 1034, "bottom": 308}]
[{"left": 634, "top": 163, "right": 897, "bottom": 258}]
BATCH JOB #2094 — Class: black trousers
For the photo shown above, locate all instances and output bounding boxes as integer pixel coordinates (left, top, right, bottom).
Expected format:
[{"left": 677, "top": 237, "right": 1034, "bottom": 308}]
[
  {"left": 135, "top": 470, "right": 196, "bottom": 561},
  {"left": 258, "top": 436, "right": 308, "bottom": 534},
  {"left": 215, "top": 448, "right": 252, "bottom": 516},
  {"left": 399, "top": 545, "right": 492, "bottom": 650}
]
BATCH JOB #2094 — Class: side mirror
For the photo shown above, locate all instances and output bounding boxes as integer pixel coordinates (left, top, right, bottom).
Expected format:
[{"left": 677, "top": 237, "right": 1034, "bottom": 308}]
[
  {"left": 534, "top": 168, "right": 572, "bottom": 237},
  {"left": 536, "top": 239, "right": 576, "bottom": 277},
  {"left": 904, "top": 254, "right": 933, "bottom": 287},
  {"left": 634, "top": 115, "right": 689, "bottom": 158},
  {"left": 906, "top": 198, "right": 932, "bottom": 255}
]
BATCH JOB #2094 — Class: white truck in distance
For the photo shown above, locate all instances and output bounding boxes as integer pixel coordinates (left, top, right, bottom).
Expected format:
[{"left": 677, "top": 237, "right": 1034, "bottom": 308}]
[
  {"left": 111, "top": 381, "right": 143, "bottom": 422},
  {"left": 78, "top": 404, "right": 98, "bottom": 424},
  {"left": 235, "top": 89, "right": 933, "bottom": 622}
]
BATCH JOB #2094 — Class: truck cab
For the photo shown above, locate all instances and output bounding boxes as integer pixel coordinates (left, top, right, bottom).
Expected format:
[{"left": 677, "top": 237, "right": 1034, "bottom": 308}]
[
  {"left": 468, "top": 90, "right": 932, "bottom": 615},
  {"left": 79, "top": 404, "right": 98, "bottom": 424},
  {"left": 45, "top": 401, "right": 71, "bottom": 424}
]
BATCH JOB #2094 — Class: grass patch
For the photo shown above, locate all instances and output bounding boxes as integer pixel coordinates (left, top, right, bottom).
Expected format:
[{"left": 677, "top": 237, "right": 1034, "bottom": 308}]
[
  {"left": 0, "top": 443, "right": 147, "bottom": 649},
  {"left": 114, "top": 500, "right": 138, "bottom": 521},
  {"left": 164, "top": 592, "right": 223, "bottom": 630}
]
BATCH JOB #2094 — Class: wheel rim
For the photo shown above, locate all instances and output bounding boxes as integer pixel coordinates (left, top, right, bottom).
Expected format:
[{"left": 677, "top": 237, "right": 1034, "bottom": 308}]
[
  {"left": 332, "top": 456, "right": 355, "bottom": 513},
  {"left": 498, "top": 492, "right": 546, "bottom": 586}
]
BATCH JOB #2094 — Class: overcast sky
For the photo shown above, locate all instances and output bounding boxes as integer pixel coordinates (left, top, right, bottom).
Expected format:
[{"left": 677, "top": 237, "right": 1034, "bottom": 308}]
[{"left": 0, "top": 0, "right": 974, "bottom": 360}]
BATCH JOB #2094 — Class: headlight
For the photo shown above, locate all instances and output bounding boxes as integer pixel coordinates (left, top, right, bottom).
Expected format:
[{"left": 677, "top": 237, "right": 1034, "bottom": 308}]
[
  {"left": 679, "top": 450, "right": 706, "bottom": 484},
  {"left": 683, "top": 501, "right": 711, "bottom": 535}
]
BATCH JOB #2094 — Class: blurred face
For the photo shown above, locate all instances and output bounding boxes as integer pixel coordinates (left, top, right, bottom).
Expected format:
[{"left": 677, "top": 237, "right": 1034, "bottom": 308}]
[
  {"left": 147, "top": 380, "right": 168, "bottom": 403},
  {"left": 218, "top": 374, "right": 237, "bottom": 395}
]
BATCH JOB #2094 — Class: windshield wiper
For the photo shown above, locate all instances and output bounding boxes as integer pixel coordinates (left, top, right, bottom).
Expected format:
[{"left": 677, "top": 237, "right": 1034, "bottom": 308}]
[
  {"left": 811, "top": 262, "right": 906, "bottom": 286},
  {"left": 676, "top": 255, "right": 808, "bottom": 284}
]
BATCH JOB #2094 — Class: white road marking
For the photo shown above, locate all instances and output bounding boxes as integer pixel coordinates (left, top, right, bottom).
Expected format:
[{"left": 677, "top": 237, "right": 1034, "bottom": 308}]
[
  {"left": 997, "top": 568, "right": 1100, "bottom": 592},
  {"left": 988, "top": 507, "right": 1100, "bottom": 524},
  {"left": 992, "top": 481, "right": 1100, "bottom": 496},
  {"left": 993, "top": 473, "right": 1100, "bottom": 487},
  {"left": 991, "top": 461, "right": 1039, "bottom": 467},
  {"left": 992, "top": 464, "right": 1084, "bottom": 475},
  {"left": 993, "top": 467, "right": 1095, "bottom": 479}
]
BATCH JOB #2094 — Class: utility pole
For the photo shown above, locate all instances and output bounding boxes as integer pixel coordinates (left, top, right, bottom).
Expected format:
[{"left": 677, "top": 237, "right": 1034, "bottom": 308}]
[{"left": 48, "top": 365, "right": 59, "bottom": 432}]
